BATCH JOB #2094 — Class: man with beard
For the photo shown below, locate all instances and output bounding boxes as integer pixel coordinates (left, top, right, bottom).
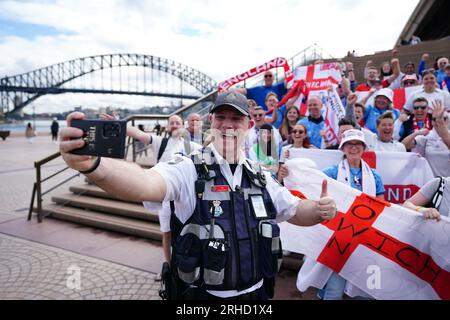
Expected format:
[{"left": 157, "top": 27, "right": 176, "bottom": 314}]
[{"left": 123, "top": 114, "right": 202, "bottom": 163}]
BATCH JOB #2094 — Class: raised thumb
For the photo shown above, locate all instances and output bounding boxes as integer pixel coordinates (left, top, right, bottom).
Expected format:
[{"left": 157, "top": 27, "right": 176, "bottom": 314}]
[{"left": 320, "top": 179, "right": 328, "bottom": 198}]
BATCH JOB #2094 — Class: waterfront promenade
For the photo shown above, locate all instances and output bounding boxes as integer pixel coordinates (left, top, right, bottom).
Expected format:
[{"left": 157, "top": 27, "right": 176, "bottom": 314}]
[
  {"left": 0, "top": 134, "right": 163, "bottom": 300},
  {"left": 0, "top": 134, "right": 309, "bottom": 300}
]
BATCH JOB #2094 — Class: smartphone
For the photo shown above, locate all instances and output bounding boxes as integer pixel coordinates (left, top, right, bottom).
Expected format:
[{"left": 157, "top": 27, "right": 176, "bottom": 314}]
[{"left": 70, "top": 119, "right": 127, "bottom": 159}]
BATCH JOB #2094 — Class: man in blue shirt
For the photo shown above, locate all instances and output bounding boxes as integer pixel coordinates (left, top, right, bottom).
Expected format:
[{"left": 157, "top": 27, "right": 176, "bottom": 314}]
[
  {"left": 237, "top": 71, "right": 287, "bottom": 111},
  {"left": 436, "top": 57, "right": 449, "bottom": 87},
  {"left": 364, "top": 88, "right": 400, "bottom": 133},
  {"left": 297, "top": 95, "right": 324, "bottom": 148},
  {"left": 442, "top": 64, "right": 450, "bottom": 92}
]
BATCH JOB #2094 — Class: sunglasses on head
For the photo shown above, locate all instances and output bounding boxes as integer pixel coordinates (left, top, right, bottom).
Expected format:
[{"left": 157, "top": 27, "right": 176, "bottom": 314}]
[
  {"left": 292, "top": 130, "right": 305, "bottom": 134},
  {"left": 422, "top": 69, "right": 436, "bottom": 76},
  {"left": 413, "top": 105, "right": 427, "bottom": 110}
]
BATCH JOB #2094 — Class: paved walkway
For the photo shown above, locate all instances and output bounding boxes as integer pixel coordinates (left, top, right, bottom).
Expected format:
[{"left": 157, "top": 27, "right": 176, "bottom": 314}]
[
  {"left": 0, "top": 233, "right": 160, "bottom": 300},
  {"left": 0, "top": 136, "right": 161, "bottom": 300}
]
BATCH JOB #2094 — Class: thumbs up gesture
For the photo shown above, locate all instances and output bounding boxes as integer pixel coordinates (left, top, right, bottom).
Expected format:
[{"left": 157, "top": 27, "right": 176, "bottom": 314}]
[{"left": 318, "top": 180, "right": 337, "bottom": 220}]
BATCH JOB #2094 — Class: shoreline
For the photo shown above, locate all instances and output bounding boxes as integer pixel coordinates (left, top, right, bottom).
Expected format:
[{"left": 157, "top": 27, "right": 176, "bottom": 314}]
[{"left": 6, "top": 131, "right": 53, "bottom": 138}]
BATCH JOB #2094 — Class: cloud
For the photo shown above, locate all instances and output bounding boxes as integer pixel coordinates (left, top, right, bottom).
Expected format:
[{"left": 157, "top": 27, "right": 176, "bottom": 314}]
[{"left": 0, "top": 0, "right": 420, "bottom": 113}]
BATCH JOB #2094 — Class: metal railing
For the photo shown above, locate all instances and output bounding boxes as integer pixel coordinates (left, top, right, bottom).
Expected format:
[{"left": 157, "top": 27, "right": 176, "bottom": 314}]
[
  {"left": 28, "top": 152, "right": 81, "bottom": 223},
  {"left": 27, "top": 90, "right": 218, "bottom": 222},
  {"left": 237, "top": 44, "right": 334, "bottom": 92}
]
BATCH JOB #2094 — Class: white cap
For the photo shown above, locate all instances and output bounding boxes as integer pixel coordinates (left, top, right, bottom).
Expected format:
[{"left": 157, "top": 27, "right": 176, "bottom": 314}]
[
  {"left": 339, "top": 129, "right": 367, "bottom": 150},
  {"left": 374, "top": 88, "right": 393, "bottom": 102}
]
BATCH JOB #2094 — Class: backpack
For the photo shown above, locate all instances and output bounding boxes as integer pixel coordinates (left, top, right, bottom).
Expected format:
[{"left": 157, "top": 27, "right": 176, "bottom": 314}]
[
  {"left": 157, "top": 137, "right": 169, "bottom": 162},
  {"left": 425, "top": 177, "right": 445, "bottom": 209}
]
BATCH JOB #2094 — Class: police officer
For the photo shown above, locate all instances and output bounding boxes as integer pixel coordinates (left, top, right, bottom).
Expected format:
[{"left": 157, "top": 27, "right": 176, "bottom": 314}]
[{"left": 59, "top": 90, "right": 337, "bottom": 300}]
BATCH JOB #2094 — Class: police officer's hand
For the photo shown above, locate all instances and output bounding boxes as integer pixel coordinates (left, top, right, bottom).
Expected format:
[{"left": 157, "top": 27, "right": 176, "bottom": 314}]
[
  {"left": 59, "top": 112, "right": 98, "bottom": 172},
  {"left": 318, "top": 180, "right": 337, "bottom": 220}
]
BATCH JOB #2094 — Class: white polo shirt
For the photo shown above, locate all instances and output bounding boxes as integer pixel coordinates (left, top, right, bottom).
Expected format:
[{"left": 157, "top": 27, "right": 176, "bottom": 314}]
[
  {"left": 403, "top": 87, "right": 450, "bottom": 113},
  {"left": 364, "top": 129, "right": 407, "bottom": 152},
  {"left": 414, "top": 130, "right": 450, "bottom": 177},
  {"left": 149, "top": 135, "right": 202, "bottom": 163}
]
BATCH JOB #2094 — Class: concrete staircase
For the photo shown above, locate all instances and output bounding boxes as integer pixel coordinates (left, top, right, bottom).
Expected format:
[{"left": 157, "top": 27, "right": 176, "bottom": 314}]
[{"left": 40, "top": 182, "right": 162, "bottom": 241}]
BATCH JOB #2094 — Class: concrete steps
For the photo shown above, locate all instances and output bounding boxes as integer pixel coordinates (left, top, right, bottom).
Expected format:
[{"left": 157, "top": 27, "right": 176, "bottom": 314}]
[
  {"left": 52, "top": 193, "right": 158, "bottom": 222},
  {"left": 40, "top": 203, "right": 162, "bottom": 241},
  {"left": 69, "top": 184, "right": 141, "bottom": 204},
  {"left": 326, "top": 39, "right": 450, "bottom": 82}
]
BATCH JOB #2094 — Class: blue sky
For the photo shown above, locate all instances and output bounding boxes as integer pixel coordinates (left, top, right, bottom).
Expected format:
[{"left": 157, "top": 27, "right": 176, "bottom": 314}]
[
  {"left": 0, "top": 0, "right": 420, "bottom": 113},
  {"left": 0, "top": 19, "right": 73, "bottom": 39}
]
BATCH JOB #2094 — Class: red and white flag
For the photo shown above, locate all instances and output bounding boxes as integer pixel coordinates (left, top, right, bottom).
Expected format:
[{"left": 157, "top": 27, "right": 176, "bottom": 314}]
[
  {"left": 356, "top": 85, "right": 422, "bottom": 110},
  {"left": 217, "top": 57, "right": 293, "bottom": 92},
  {"left": 292, "top": 63, "right": 345, "bottom": 146},
  {"left": 292, "top": 63, "right": 342, "bottom": 115},
  {"left": 286, "top": 148, "right": 435, "bottom": 204},
  {"left": 280, "top": 160, "right": 450, "bottom": 300}
]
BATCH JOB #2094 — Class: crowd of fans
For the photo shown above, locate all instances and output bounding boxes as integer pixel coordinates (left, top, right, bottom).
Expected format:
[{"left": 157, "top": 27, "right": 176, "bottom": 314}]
[
  {"left": 241, "top": 52, "right": 449, "bottom": 180},
  {"left": 236, "top": 51, "right": 449, "bottom": 300}
]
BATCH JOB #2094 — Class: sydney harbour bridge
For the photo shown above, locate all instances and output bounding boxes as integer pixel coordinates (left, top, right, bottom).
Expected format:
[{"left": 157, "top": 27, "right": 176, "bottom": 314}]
[{"left": 0, "top": 53, "right": 218, "bottom": 117}]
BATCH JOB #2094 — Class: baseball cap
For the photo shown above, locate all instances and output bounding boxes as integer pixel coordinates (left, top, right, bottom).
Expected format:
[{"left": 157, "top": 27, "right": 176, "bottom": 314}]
[
  {"left": 210, "top": 91, "right": 250, "bottom": 117},
  {"left": 339, "top": 129, "right": 367, "bottom": 150},
  {"left": 374, "top": 88, "right": 393, "bottom": 102}
]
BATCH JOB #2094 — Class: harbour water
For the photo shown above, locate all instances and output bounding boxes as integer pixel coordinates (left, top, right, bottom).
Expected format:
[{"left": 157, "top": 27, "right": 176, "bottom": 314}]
[
  {"left": 0, "top": 120, "right": 67, "bottom": 134},
  {"left": 0, "top": 119, "right": 160, "bottom": 134}
]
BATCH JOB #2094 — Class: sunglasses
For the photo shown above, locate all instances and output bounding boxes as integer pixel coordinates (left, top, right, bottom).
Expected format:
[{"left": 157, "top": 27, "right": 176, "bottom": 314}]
[
  {"left": 433, "top": 117, "right": 449, "bottom": 122},
  {"left": 264, "top": 74, "right": 273, "bottom": 78},
  {"left": 252, "top": 113, "right": 264, "bottom": 118},
  {"left": 346, "top": 142, "right": 364, "bottom": 148},
  {"left": 413, "top": 105, "right": 427, "bottom": 110},
  {"left": 292, "top": 130, "right": 305, "bottom": 134},
  {"left": 404, "top": 81, "right": 417, "bottom": 86}
]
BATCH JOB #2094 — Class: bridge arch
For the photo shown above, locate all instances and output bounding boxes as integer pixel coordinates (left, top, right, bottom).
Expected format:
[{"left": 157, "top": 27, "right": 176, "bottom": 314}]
[{"left": 0, "top": 53, "right": 217, "bottom": 115}]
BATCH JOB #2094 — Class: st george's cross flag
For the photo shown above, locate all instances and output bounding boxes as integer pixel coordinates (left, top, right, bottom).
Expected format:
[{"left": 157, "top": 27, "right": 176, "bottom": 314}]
[
  {"left": 291, "top": 63, "right": 346, "bottom": 146},
  {"left": 279, "top": 159, "right": 450, "bottom": 300}
]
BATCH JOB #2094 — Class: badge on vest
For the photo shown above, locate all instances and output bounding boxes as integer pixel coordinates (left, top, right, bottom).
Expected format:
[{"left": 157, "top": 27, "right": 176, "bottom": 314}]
[
  {"left": 211, "top": 200, "right": 224, "bottom": 218},
  {"left": 211, "top": 185, "right": 230, "bottom": 193},
  {"left": 249, "top": 195, "right": 269, "bottom": 219}
]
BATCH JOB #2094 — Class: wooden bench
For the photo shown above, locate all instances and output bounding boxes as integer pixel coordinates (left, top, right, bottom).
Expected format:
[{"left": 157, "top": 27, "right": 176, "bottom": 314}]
[{"left": 0, "top": 130, "right": 10, "bottom": 141}]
